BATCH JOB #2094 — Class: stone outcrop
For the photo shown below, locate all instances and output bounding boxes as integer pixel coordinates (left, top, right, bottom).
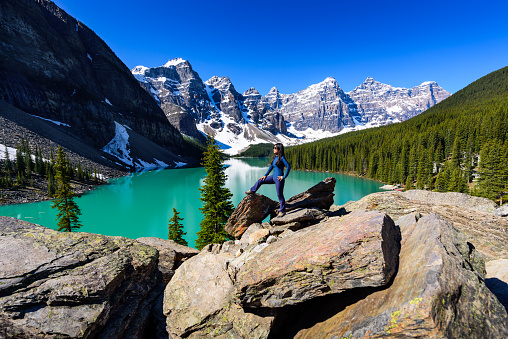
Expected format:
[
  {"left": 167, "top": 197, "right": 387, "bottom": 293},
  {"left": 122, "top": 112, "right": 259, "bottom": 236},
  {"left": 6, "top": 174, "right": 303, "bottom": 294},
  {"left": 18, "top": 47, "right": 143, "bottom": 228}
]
[
  {"left": 136, "top": 237, "right": 199, "bottom": 284},
  {"left": 282, "top": 176, "right": 336, "bottom": 211},
  {"left": 0, "top": 216, "right": 160, "bottom": 338},
  {"left": 291, "top": 214, "right": 508, "bottom": 338},
  {"left": 340, "top": 190, "right": 508, "bottom": 261},
  {"left": 234, "top": 211, "right": 400, "bottom": 308},
  {"left": 163, "top": 251, "right": 275, "bottom": 338},
  {"left": 225, "top": 194, "right": 278, "bottom": 239}
]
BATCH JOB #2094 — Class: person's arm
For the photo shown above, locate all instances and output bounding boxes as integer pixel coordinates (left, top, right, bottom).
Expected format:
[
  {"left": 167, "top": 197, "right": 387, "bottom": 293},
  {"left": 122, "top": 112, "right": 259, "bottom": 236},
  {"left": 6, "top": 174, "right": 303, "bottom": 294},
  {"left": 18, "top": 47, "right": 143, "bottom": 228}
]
[
  {"left": 264, "top": 162, "right": 274, "bottom": 177},
  {"left": 281, "top": 157, "right": 291, "bottom": 179}
]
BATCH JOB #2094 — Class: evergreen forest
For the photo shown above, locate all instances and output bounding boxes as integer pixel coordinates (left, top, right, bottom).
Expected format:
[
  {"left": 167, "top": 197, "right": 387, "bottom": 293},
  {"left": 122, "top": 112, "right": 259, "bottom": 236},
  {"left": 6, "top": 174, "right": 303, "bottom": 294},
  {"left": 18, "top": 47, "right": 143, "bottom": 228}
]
[
  {"left": 283, "top": 67, "right": 508, "bottom": 205},
  {"left": 0, "top": 139, "right": 102, "bottom": 197}
]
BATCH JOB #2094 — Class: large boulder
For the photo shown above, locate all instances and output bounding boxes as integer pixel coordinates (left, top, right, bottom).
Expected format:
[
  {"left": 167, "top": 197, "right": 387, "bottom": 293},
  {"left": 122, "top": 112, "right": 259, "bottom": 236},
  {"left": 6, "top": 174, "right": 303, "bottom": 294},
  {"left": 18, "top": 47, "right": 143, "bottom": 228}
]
[
  {"left": 163, "top": 251, "right": 274, "bottom": 338},
  {"left": 0, "top": 216, "right": 160, "bottom": 339},
  {"left": 225, "top": 194, "right": 278, "bottom": 239},
  {"left": 283, "top": 177, "right": 336, "bottom": 211},
  {"left": 289, "top": 214, "right": 508, "bottom": 338},
  {"left": 234, "top": 211, "right": 401, "bottom": 308},
  {"left": 136, "top": 237, "right": 199, "bottom": 284},
  {"left": 340, "top": 191, "right": 508, "bottom": 261}
]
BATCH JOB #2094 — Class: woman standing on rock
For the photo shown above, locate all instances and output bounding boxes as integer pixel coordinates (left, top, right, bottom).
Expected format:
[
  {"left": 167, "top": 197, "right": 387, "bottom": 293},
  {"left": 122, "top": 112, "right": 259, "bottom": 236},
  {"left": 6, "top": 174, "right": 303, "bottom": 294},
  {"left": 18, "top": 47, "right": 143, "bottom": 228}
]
[{"left": 245, "top": 143, "right": 290, "bottom": 217}]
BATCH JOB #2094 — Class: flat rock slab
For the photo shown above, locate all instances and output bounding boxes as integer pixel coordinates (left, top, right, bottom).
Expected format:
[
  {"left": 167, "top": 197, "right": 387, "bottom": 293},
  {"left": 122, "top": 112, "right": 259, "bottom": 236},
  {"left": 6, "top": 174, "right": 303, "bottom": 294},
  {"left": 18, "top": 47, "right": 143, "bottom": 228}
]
[
  {"left": 163, "top": 251, "right": 274, "bottom": 338},
  {"left": 234, "top": 211, "right": 400, "bottom": 308},
  {"left": 0, "top": 216, "right": 159, "bottom": 339},
  {"left": 293, "top": 214, "right": 508, "bottom": 338},
  {"left": 270, "top": 207, "right": 327, "bottom": 226},
  {"left": 225, "top": 194, "right": 278, "bottom": 239},
  {"left": 402, "top": 189, "right": 498, "bottom": 213}
]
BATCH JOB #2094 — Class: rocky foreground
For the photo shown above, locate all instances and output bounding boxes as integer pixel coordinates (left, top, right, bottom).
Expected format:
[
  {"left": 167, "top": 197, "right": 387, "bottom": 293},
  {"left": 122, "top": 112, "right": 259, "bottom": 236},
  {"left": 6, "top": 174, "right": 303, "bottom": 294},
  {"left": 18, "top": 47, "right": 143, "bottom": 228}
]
[{"left": 1, "top": 179, "right": 507, "bottom": 338}]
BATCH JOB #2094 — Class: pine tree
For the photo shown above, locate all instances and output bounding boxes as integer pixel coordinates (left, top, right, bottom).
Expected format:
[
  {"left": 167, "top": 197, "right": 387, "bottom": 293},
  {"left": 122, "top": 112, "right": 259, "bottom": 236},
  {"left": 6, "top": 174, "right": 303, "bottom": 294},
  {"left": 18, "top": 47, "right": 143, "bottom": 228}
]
[
  {"left": 195, "top": 135, "right": 234, "bottom": 250},
  {"left": 51, "top": 147, "right": 82, "bottom": 232},
  {"left": 168, "top": 208, "right": 187, "bottom": 246},
  {"left": 477, "top": 140, "right": 508, "bottom": 204}
]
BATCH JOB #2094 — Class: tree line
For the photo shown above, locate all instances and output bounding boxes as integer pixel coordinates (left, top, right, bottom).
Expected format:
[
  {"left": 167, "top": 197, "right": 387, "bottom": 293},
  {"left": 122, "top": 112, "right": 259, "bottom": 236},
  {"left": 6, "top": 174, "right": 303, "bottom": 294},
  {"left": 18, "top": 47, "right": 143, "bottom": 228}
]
[
  {"left": 0, "top": 139, "right": 102, "bottom": 192},
  {"left": 284, "top": 67, "right": 508, "bottom": 205}
]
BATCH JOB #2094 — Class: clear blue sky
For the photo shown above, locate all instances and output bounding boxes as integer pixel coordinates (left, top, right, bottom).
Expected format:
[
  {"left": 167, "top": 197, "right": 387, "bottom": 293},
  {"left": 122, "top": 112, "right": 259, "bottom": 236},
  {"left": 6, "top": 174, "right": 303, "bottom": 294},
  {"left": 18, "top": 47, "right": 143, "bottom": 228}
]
[{"left": 52, "top": 0, "right": 508, "bottom": 95}]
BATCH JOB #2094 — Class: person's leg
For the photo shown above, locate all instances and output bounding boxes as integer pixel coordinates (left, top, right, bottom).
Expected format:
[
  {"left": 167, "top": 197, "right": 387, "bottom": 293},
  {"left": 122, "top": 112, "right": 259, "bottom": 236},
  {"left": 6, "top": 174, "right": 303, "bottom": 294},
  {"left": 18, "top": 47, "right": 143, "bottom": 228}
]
[
  {"left": 250, "top": 175, "right": 275, "bottom": 192},
  {"left": 275, "top": 178, "right": 286, "bottom": 212}
]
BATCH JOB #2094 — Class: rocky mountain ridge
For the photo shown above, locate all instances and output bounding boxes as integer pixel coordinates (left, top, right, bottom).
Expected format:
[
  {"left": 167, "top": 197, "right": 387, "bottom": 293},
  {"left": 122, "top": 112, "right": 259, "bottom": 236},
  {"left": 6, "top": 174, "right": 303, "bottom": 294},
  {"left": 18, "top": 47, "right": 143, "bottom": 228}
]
[{"left": 133, "top": 59, "right": 451, "bottom": 154}]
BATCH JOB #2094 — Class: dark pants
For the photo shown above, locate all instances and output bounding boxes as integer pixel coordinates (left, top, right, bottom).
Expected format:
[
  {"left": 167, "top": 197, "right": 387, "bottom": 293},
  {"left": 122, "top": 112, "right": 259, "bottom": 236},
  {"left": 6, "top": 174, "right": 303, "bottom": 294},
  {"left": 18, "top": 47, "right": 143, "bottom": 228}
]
[{"left": 251, "top": 175, "right": 286, "bottom": 212}]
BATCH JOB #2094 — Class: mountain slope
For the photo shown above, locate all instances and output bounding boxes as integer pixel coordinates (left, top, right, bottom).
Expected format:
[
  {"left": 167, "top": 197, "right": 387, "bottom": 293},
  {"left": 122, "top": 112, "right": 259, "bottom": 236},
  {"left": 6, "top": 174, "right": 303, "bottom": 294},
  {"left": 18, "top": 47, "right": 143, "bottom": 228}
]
[{"left": 0, "top": 0, "right": 191, "bottom": 170}]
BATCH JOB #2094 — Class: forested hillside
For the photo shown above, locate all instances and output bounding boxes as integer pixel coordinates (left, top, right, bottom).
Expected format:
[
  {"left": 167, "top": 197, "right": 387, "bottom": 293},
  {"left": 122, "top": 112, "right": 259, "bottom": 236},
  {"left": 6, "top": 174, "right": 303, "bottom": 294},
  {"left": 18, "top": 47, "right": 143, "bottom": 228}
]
[{"left": 285, "top": 67, "right": 508, "bottom": 204}]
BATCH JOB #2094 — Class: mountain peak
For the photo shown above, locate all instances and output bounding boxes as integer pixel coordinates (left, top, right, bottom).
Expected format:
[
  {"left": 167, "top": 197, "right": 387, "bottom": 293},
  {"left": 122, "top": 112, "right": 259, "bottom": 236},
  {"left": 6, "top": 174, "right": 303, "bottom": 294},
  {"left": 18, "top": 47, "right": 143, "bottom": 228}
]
[
  {"left": 243, "top": 87, "right": 260, "bottom": 96},
  {"left": 164, "top": 58, "right": 187, "bottom": 68},
  {"left": 268, "top": 87, "right": 279, "bottom": 94},
  {"left": 131, "top": 65, "right": 148, "bottom": 75}
]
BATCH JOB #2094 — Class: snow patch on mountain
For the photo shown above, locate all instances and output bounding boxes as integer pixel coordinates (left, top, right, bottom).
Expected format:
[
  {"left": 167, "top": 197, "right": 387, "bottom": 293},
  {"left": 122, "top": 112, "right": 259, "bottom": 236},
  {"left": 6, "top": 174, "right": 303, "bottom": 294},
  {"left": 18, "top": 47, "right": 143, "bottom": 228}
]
[
  {"left": 102, "top": 121, "right": 133, "bottom": 166},
  {"left": 164, "top": 58, "right": 187, "bottom": 67}
]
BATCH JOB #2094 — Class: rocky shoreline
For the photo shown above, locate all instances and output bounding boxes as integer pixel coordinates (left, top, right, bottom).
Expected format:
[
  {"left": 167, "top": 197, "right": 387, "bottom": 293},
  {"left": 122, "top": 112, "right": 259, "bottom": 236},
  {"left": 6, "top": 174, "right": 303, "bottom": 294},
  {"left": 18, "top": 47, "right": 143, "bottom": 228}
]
[{"left": 0, "top": 180, "right": 507, "bottom": 338}]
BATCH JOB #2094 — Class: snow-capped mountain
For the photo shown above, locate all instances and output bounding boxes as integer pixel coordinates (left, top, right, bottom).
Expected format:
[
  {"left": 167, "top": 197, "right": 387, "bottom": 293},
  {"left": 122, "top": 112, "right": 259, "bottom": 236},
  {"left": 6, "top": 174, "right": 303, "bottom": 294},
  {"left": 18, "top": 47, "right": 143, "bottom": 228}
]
[
  {"left": 348, "top": 77, "right": 451, "bottom": 127},
  {"left": 263, "top": 77, "right": 361, "bottom": 134},
  {"left": 132, "top": 60, "right": 291, "bottom": 154},
  {"left": 132, "top": 59, "right": 451, "bottom": 154}
]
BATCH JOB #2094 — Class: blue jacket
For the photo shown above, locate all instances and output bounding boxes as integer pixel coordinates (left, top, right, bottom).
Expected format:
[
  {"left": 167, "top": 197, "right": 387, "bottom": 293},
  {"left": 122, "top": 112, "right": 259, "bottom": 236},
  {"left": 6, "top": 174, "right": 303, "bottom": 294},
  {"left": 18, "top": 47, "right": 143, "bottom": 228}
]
[{"left": 265, "top": 156, "right": 291, "bottom": 180}]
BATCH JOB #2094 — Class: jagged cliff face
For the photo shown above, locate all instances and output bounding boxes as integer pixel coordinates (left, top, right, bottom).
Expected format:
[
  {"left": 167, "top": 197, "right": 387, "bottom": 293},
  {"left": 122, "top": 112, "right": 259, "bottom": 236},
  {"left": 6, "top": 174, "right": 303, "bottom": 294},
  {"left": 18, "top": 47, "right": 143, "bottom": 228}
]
[
  {"left": 0, "top": 0, "right": 185, "bottom": 168},
  {"left": 264, "top": 77, "right": 361, "bottom": 133},
  {"left": 133, "top": 60, "right": 450, "bottom": 154},
  {"left": 348, "top": 77, "right": 451, "bottom": 126},
  {"left": 133, "top": 61, "right": 291, "bottom": 154}
]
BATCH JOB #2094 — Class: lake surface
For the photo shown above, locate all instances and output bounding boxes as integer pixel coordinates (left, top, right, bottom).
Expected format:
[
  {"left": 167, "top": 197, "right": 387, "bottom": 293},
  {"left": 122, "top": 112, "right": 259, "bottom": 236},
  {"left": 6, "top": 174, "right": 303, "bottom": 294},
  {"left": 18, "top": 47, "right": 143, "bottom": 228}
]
[{"left": 0, "top": 158, "right": 383, "bottom": 247}]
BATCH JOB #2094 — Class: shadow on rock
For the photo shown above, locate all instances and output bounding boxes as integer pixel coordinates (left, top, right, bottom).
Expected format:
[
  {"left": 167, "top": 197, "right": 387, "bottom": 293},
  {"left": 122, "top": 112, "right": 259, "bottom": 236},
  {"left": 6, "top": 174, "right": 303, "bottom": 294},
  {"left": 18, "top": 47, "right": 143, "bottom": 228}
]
[
  {"left": 267, "top": 279, "right": 395, "bottom": 339},
  {"left": 486, "top": 277, "right": 508, "bottom": 312}
]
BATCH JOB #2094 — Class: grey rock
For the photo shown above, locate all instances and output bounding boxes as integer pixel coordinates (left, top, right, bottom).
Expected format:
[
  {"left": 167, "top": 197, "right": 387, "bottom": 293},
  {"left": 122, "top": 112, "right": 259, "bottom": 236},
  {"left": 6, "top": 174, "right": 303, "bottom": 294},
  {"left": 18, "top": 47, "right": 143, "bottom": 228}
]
[
  {"left": 234, "top": 211, "right": 400, "bottom": 308},
  {"left": 341, "top": 191, "right": 508, "bottom": 261},
  {"left": 136, "top": 237, "right": 199, "bottom": 284},
  {"left": 271, "top": 207, "right": 327, "bottom": 226},
  {"left": 225, "top": 194, "right": 278, "bottom": 239},
  {"left": 0, "top": 216, "right": 160, "bottom": 338},
  {"left": 163, "top": 251, "right": 274, "bottom": 338},
  {"left": 496, "top": 204, "right": 508, "bottom": 217},
  {"left": 293, "top": 214, "right": 508, "bottom": 339}
]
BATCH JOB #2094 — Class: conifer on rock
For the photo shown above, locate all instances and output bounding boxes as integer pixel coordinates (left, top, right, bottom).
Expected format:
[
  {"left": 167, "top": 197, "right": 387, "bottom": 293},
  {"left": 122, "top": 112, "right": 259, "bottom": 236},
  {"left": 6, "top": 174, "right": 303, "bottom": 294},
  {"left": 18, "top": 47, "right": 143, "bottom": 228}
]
[
  {"left": 52, "top": 146, "right": 82, "bottom": 232},
  {"left": 195, "top": 134, "right": 234, "bottom": 250},
  {"left": 168, "top": 208, "right": 187, "bottom": 246}
]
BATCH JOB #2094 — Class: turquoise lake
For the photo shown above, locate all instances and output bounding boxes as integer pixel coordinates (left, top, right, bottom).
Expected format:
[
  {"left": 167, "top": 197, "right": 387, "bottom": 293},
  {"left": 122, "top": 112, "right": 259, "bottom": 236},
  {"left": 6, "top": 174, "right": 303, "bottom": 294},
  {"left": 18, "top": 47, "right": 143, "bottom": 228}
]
[{"left": 0, "top": 157, "right": 384, "bottom": 248}]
